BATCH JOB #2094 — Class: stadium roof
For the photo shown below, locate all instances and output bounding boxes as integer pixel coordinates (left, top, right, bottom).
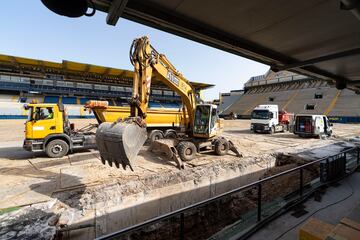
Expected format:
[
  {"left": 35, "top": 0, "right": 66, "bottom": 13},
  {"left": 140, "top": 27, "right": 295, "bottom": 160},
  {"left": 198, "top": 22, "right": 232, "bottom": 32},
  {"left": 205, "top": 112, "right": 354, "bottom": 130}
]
[
  {"left": 86, "top": 0, "right": 360, "bottom": 92},
  {"left": 0, "top": 54, "right": 213, "bottom": 90}
]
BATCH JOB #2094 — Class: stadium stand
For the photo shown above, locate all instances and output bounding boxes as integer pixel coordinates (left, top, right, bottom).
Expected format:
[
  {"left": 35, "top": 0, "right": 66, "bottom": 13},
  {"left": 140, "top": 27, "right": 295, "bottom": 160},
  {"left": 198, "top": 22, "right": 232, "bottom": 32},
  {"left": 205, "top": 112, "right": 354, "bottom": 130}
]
[
  {"left": 44, "top": 95, "right": 59, "bottom": 103},
  {"left": 61, "top": 96, "right": 77, "bottom": 105},
  {"left": 218, "top": 90, "right": 244, "bottom": 114},
  {"left": 222, "top": 70, "right": 360, "bottom": 122},
  {"left": 0, "top": 54, "right": 212, "bottom": 119},
  {"left": 149, "top": 101, "right": 163, "bottom": 108}
]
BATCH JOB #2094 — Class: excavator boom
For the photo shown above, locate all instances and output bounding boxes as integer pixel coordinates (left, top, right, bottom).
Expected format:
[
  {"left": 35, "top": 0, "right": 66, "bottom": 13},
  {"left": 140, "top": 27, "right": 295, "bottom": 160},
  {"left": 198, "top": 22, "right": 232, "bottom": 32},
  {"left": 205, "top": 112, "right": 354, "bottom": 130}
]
[{"left": 96, "top": 36, "right": 198, "bottom": 170}]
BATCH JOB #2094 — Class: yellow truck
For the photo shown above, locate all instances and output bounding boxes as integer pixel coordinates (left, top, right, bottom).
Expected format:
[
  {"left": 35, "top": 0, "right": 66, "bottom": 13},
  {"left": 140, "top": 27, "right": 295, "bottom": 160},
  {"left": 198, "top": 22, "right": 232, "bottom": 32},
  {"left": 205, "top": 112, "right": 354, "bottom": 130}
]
[
  {"left": 23, "top": 103, "right": 97, "bottom": 158},
  {"left": 84, "top": 100, "right": 186, "bottom": 142},
  {"left": 23, "top": 101, "right": 187, "bottom": 158}
]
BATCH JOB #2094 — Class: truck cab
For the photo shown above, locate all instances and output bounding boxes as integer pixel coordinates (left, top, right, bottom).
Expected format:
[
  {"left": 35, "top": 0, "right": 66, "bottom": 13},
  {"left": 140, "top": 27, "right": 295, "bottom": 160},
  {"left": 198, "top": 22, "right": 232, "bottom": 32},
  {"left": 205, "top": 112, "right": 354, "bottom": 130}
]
[
  {"left": 24, "top": 103, "right": 65, "bottom": 140},
  {"left": 250, "top": 105, "right": 279, "bottom": 133},
  {"left": 23, "top": 103, "right": 96, "bottom": 158},
  {"left": 294, "top": 114, "right": 333, "bottom": 138},
  {"left": 250, "top": 105, "right": 293, "bottom": 134}
]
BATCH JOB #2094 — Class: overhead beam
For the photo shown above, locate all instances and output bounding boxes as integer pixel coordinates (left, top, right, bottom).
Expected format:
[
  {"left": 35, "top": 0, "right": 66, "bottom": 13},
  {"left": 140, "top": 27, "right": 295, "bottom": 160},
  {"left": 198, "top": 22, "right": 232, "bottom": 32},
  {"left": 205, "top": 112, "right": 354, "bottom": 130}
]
[
  {"left": 106, "top": 0, "right": 128, "bottom": 25},
  {"left": 92, "top": 0, "right": 360, "bottom": 92},
  {"left": 273, "top": 48, "right": 360, "bottom": 71}
]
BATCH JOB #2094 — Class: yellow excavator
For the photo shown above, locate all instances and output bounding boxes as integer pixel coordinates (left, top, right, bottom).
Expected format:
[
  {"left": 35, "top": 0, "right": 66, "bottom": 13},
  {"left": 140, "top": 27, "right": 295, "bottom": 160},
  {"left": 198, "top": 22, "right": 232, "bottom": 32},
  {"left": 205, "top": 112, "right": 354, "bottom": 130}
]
[{"left": 96, "top": 36, "right": 241, "bottom": 170}]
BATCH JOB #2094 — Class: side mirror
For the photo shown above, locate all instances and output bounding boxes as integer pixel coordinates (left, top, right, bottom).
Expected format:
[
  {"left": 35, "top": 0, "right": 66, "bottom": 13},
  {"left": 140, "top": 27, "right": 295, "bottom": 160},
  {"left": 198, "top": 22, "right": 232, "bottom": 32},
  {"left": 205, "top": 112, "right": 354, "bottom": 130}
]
[{"left": 330, "top": 123, "right": 333, "bottom": 127}]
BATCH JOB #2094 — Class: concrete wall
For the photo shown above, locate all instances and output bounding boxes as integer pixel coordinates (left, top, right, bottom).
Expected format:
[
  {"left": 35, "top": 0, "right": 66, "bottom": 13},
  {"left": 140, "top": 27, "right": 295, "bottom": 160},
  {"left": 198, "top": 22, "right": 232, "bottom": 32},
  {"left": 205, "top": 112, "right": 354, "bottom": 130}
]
[{"left": 62, "top": 157, "right": 276, "bottom": 239}]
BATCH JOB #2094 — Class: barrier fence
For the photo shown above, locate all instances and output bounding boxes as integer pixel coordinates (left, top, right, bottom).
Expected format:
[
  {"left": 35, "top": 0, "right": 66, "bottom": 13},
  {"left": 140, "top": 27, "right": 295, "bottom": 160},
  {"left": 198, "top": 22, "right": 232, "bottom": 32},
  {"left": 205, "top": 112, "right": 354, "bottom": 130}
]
[{"left": 96, "top": 146, "right": 360, "bottom": 240}]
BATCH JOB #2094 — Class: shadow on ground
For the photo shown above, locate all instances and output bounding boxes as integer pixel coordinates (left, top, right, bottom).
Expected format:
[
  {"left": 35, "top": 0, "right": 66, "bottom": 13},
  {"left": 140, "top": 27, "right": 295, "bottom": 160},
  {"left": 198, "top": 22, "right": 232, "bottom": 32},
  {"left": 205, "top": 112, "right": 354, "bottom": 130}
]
[
  {"left": 0, "top": 164, "right": 85, "bottom": 210},
  {"left": 0, "top": 147, "right": 37, "bottom": 160}
]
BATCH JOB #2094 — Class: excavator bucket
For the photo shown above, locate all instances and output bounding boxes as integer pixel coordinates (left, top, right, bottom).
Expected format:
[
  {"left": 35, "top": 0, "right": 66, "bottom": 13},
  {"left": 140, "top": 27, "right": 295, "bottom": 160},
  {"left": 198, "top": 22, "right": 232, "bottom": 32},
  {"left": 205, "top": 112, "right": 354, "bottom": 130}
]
[
  {"left": 228, "top": 140, "right": 243, "bottom": 157},
  {"left": 96, "top": 121, "right": 147, "bottom": 170},
  {"left": 149, "top": 138, "right": 184, "bottom": 169}
]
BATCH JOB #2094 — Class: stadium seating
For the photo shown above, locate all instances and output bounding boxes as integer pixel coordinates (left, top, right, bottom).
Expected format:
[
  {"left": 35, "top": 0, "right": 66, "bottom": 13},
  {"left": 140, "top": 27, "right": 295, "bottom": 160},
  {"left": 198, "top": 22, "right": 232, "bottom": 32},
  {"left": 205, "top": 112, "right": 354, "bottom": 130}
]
[
  {"left": 44, "top": 96, "right": 59, "bottom": 103},
  {"left": 115, "top": 99, "right": 129, "bottom": 106},
  {"left": 80, "top": 97, "right": 91, "bottom": 105},
  {"left": 219, "top": 93, "right": 243, "bottom": 113},
  {"left": 61, "top": 97, "right": 77, "bottom": 105},
  {"left": 149, "top": 101, "right": 163, "bottom": 108},
  {"left": 285, "top": 87, "right": 338, "bottom": 114},
  {"left": 329, "top": 89, "right": 360, "bottom": 117},
  {"left": 162, "top": 102, "right": 181, "bottom": 108},
  {"left": 224, "top": 85, "right": 360, "bottom": 118}
]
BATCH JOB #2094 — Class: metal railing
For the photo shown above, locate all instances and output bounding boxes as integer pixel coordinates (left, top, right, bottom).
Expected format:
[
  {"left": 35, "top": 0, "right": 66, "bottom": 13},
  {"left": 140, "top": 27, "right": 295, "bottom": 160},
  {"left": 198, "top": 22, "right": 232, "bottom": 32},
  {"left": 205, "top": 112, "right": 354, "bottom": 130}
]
[{"left": 97, "top": 146, "right": 360, "bottom": 240}]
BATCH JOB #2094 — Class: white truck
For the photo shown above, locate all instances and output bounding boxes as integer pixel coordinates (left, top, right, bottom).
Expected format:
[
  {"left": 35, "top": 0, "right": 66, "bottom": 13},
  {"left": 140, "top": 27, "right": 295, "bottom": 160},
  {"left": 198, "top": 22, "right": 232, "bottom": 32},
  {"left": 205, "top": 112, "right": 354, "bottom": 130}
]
[
  {"left": 250, "top": 105, "right": 293, "bottom": 134},
  {"left": 293, "top": 114, "right": 333, "bottom": 138}
]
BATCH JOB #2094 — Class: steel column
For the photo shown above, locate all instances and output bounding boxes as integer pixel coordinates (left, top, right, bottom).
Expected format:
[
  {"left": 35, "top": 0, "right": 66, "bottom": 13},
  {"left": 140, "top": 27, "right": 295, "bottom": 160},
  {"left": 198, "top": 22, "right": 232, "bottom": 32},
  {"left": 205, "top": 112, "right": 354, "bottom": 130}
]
[
  {"left": 257, "top": 183, "right": 262, "bottom": 222},
  {"left": 299, "top": 168, "right": 304, "bottom": 197}
]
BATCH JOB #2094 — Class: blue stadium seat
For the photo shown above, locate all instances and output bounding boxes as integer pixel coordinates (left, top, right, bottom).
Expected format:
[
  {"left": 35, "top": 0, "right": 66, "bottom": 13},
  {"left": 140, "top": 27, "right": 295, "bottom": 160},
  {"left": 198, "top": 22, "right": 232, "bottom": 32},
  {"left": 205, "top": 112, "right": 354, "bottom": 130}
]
[
  {"left": 80, "top": 98, "right": 91, "bottom": 105},
  {"left": 19, "top": 97, "right": 27, "bottom": 103},
  {"left": 162, "top": 102, "right": 180, "bottom": 108},
  {"left": 62, "top": 97, "right": 77, "bottom": 104},
  {"left": 44, "top": 96, "right": 59, "bottom": 103},
  {"left": 105, "top": 99, "right": 114, "bottom": 106},
  {"left": 149, "top": 101, "right": 163, "bottom": 108}
]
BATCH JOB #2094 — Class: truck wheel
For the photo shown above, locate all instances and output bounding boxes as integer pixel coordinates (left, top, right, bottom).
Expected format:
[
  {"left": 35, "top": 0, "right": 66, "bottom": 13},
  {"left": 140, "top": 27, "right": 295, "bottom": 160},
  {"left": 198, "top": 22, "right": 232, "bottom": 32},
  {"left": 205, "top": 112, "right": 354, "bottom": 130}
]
[
  {"left": 149, "top": 130, "right": 164, "bottom": 143},
  {"left": 327, "top": 130, "right": 332, "bottom": 137},
  {"left": 177, "top": 141, "right": 197, "bottom": 161},
  {"left": 269, "top": 126, "right": 275, "bottom": 134},
  {"left": 46, "top": 139, "right": 69, "bottom": 158},
  {"left": 164, "top": 129, "right": 177, "bottom": 139},
  {"left": 214, "top": 138, "right": 229, "bottom": 155}
]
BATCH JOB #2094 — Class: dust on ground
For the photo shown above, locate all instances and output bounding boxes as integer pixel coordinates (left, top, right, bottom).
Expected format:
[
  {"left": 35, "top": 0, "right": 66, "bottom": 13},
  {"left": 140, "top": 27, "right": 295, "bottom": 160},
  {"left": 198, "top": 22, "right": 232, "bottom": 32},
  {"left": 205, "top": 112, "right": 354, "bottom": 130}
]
[{"left": 0, "top": 119, "right": 359, "bottom": 239}]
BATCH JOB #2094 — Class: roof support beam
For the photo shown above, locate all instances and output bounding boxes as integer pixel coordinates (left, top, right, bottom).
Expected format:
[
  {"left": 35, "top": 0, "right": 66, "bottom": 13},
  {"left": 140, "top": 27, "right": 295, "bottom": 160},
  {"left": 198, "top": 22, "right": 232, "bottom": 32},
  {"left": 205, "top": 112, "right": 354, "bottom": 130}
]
[
  {"left": 340, "top": 0, "right": 360, "bottom": 21},
  {"left": 106, "top": 0, "right": 128, "bottom": 25},
  {"left": 273, "top": 48, "right": 360, "bottom": 72}
]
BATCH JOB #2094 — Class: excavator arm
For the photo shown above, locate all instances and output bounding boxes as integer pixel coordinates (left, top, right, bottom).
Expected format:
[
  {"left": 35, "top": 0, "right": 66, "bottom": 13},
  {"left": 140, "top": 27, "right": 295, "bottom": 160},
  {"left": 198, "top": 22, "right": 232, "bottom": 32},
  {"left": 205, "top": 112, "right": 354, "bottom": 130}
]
[
  {"left": 129, "top": 36, "right": 197, "bottom": 131},
  {"left": 96, "top": 36, "right": 198, "bottom": 170}
]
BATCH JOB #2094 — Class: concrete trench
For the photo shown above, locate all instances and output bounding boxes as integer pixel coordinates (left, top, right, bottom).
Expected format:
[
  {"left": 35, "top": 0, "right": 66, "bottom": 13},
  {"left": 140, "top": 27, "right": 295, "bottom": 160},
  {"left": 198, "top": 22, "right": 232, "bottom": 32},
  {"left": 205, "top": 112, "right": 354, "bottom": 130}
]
[
  {"left": 55, "top": 153, "right": 317, "bottom": 240},
  {"left": 56, "top": 157, "right": 272, "bottom": 239}
]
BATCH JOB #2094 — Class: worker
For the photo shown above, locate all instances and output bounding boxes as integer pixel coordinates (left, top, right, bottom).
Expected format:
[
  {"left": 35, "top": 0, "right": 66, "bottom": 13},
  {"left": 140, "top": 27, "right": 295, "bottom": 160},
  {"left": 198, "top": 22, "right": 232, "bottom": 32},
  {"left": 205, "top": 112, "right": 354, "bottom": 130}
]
[{"left": 46, "top": 108, "right": 54, "bottom": 119}]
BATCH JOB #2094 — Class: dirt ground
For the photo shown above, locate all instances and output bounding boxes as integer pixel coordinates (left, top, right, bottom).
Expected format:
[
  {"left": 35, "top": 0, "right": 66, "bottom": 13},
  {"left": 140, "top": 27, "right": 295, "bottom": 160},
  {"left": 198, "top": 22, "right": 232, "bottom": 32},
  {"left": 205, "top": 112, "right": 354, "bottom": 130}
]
[
  {"left": 1, "top": 119, "right": 359, "bottom": 208},
  {"left": 0, "top": 119, "right": 359, "bottom": 239}
]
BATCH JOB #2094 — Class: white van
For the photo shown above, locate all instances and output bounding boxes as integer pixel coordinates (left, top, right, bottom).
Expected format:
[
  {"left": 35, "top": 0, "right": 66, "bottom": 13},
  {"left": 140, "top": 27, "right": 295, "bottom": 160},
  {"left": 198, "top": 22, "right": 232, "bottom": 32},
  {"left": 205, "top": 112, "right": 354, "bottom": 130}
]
[{"left": 293, "top": 114, "right": 332, "bottom": 138}]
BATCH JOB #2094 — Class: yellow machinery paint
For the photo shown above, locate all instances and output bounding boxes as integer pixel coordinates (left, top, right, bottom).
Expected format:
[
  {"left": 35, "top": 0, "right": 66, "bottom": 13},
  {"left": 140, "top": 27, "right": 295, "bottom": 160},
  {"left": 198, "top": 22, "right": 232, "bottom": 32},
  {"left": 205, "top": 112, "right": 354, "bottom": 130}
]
[
  {"left": 25, "top": 103, "right": 64, "bottom": 139},
  {"left": 23, "top": 103, "right": 96, "bottom": 158},
  {"left": 87, "top": 103, "right": 185, "bottom": 128}
]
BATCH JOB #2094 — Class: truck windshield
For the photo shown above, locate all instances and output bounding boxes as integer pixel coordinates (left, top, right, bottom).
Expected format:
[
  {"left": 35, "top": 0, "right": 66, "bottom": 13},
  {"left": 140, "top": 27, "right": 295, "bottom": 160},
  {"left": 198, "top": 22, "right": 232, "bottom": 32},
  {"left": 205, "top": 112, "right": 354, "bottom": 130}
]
[{"left": 251, "top": 110, "right": 270, "bottom": 119}]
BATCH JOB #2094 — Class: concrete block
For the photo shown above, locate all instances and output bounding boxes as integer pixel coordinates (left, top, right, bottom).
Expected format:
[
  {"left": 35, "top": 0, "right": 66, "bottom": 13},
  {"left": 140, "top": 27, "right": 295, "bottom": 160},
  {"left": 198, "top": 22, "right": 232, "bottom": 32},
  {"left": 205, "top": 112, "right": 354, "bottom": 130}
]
[
  {"left": 340, "top": 218, "right": 360, "bottom": 232},
  {"left": 299, "top": 217, "right": 335, "bottom": 240},
  {"left": 326, "top": 223, "right": 360, "bottom": 240}
]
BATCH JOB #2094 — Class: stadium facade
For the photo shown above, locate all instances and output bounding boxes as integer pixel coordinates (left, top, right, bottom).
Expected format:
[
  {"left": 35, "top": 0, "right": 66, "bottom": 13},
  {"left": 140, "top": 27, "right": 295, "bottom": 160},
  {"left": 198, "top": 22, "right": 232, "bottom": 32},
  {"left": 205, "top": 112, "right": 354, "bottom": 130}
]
[
  {"left": 220, "top": 70, "right": 360, "bottom": 123},
  {"left": 0, "top": 54, "right": 212, "bottom": 119}
]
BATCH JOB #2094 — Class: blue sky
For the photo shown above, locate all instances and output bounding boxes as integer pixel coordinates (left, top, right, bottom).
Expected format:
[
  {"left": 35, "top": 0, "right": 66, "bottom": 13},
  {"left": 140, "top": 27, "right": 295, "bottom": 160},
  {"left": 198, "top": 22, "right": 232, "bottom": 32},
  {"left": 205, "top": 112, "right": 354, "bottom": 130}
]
[{"left": 0, "top": 0, "right": 269, "bottom": 100}]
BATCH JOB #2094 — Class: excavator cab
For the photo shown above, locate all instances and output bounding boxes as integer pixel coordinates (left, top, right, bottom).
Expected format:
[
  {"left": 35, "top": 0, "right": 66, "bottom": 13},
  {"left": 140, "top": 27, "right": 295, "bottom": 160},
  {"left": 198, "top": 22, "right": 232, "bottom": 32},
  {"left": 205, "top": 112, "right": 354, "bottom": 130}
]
[{"left": 193, "top": 104, "right": 221, "bottom": 138}]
